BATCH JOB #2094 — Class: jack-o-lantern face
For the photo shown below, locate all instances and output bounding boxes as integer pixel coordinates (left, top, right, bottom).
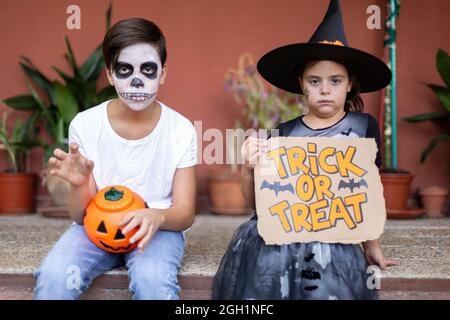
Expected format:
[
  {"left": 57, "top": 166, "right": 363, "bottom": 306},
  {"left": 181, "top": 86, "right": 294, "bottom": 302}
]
[{"left": 84, "top": 185, "right": 147, "bottom": 253}]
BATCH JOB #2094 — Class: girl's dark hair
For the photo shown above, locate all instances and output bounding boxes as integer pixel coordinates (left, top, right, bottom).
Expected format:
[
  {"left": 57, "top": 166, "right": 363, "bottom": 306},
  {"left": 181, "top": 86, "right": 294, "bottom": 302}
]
[
  {"left": 296, "top": 60, "right": 364, "bottom": 112},
  {"left": 102, "top": 18, "right": 167, "bottom": 70}
]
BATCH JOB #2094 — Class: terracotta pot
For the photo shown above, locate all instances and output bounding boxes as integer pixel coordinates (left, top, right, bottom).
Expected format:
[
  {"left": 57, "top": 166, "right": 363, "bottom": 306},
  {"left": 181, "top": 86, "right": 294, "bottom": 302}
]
[
  {"left": 420, "top": 186, "right": 448, "bottom": 218},
  {"left": 207, "top": 167, "right": 251, "bottom": 215},
  {"left": 380, "top": 171, "right": 414, "bottom": 210},
  {"left": 0, "top": 172, "right": 37, "bottom": 214}
]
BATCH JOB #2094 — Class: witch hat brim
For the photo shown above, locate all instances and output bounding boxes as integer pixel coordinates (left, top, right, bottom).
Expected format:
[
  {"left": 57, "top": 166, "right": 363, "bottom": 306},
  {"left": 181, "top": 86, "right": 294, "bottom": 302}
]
[{"left": 256, "top": 0, "right": 392, "bottom": 94}]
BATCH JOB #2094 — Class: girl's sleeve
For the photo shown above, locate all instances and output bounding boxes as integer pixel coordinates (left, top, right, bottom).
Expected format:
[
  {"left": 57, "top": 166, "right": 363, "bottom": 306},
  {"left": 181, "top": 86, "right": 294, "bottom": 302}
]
[
  {"left": 267, "top": 125, "right": 280, "bottom": 139},
  {"left": 268, "top": 117, "right": 297, "bottom": 139},
  {"left": 365, "top": 114, "right": 382, "bottom": 168}
]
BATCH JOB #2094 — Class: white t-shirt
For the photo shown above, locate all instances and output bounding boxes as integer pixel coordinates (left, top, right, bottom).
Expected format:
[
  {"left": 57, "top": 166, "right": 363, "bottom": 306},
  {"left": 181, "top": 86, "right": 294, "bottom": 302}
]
[{"left": 68, "top": 100, "right": 197, "bottom": 210}]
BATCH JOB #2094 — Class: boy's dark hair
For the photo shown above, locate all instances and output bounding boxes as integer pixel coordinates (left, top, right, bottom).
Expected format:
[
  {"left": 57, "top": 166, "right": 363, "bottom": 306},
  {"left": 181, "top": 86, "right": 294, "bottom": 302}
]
[
  {"left": 296, "top": 60, "right": 364, "bottom": 112},
  {"left": 102, "top": 18, "right": 167, "bottom": 70}
]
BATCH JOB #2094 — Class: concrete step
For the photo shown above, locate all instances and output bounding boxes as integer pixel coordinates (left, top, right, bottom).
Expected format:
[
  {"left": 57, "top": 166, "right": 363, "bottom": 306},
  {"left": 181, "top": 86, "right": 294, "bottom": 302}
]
[
  {"left": 0, "top": 273, "right": 213, "bottom": 300},
  {"left": 380, "top": 290, "right": 450, "bottom": 300},
  {"left": 0, "top": 213, "right": 449, "bottom": 300}
]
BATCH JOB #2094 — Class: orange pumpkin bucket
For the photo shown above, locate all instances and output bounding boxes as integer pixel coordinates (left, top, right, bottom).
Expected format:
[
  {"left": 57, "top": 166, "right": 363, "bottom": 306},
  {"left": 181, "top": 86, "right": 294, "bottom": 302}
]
[{"left": 84, "top": 185, "right": 147, "bottom": 253}]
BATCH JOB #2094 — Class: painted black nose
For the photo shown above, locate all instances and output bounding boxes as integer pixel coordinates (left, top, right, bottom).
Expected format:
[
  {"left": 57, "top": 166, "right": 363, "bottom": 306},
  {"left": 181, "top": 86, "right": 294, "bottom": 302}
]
[{"left": 130, "top": 77, "right": 144, "bottom": 88}]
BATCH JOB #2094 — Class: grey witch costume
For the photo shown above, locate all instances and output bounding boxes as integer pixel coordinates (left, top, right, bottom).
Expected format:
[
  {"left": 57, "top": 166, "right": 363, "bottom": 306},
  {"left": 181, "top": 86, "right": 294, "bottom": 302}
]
[{"left": 213, "top": 0, "right": 391, "bottom": 300}]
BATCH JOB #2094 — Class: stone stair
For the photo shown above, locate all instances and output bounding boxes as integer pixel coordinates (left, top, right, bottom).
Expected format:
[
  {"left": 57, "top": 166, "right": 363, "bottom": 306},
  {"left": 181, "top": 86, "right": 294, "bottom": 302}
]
[{"left": 0, "top": 213, "right": 449, "bottom": 300}]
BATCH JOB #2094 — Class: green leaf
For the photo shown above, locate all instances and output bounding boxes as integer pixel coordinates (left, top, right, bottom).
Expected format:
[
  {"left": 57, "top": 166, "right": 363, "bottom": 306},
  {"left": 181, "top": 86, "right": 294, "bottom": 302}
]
[
  {"left": 85, "top": 82, "right": 99, "bottom": 107},
  {"left": 39, "top": 109, "right": 59, "bottom": 142},
  {"left": 52, "top": 66, "right": 72, "bottom": 83},
  {"left": 427, "top": 84, "right": 450, "bottom": 111},
  {"left": 437, "top": 48, "right": 450, "bottom": 89},
  {"left": 64, "top": 35, "right": 80, "bottom": 77},
  {"left": 421, "top": 134, "right": 450, "bottom": 163},
  {"left": 80, "top": 47, "right": 103, "bottom": 81},
  {"left": 19, "top": 56, "right": 55, "bottom": 104},
  {"left": 402, "top": 111, "right": 448, "bottom": 123},
  {"left": 56, "top": 117, "right": 65, "bottom": 143},
  {"left": 1, "top": 95, "right": 40, "bottom": 110},
  {"left": 53, "top": 74, "right": 92, "bottom": 108},
  {"left": 56, "top": 66, "right": 96, "bottom": 107},
  {"left": 12, "top": 118, "right": 24, "bottom": 143},
  {"left": 96, "top": 85, "right": 117, "bottom": 103},
  {"left": 44, "top": 141, "right": 68, "bottom": 163},
  {"left": 26, "top": 109, "right": 42, "bottom": 139},
  {"left": 26, "top": 82, "right": 57, "bottom": 140},
  {"left": 106, "top": 2, "right": 112, "bottom": 31},
  {"left": 26, "top": 82, "right": 49, "bottom": 111},
  {"left": 53, "top": 81, "right": 79, "bottom": 124}
]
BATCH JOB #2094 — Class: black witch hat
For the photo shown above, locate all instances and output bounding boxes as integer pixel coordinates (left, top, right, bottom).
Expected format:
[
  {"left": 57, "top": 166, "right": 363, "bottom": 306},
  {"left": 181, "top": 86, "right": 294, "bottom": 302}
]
[{"left": 257, "top": 0, "right": 392, "bottom": 94}]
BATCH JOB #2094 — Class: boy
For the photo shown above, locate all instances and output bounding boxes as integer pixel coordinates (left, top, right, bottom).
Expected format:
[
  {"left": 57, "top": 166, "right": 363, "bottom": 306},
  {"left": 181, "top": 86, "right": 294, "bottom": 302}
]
[{"left": 34, "top": 18, "right": 197, "bottom": 300}]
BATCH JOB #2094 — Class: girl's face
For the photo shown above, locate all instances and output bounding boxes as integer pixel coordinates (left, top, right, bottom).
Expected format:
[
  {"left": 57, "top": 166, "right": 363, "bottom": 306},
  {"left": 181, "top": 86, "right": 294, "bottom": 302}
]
[
  {"left": 299, "top": 60, "right": 352, "bottom": 118},
  {"left": 106, "top": 43, "right": 166, "bottom": 112}
]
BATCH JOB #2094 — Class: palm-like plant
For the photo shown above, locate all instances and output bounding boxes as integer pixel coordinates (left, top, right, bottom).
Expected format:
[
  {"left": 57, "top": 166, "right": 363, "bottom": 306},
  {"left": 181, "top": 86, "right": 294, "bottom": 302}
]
[
  {"left": 0, "top": 3, "right": 116, "bottom": 163},
  {"left": 402, "top": 48, "right": 450, "bottom": 163},
  {"left": 0, "top": 112, "right": 41, "bottom": 172}
]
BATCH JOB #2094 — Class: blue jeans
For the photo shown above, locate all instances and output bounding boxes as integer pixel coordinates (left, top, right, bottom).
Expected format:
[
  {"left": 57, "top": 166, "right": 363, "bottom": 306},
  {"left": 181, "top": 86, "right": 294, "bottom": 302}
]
[{"left": 33, "top": 223, "right": 185, "bottom": 300}]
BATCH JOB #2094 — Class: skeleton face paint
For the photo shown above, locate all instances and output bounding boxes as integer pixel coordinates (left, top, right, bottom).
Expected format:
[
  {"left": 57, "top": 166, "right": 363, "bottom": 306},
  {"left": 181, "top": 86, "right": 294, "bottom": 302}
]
[{"left": 111, "top": 43, "right": 163, "bottom": 111}]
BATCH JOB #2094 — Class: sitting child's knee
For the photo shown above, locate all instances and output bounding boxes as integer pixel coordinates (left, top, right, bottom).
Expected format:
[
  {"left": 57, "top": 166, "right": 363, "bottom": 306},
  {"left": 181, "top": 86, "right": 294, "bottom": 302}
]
[
  {"left": 129, "top": 269, "right": 180, "bottom": 299},
  {"left": 34, "top": 263, "right": 85, "bottom": 300},
  {"left": 35, "top": 257, "right": 86, "bottom": 291}
]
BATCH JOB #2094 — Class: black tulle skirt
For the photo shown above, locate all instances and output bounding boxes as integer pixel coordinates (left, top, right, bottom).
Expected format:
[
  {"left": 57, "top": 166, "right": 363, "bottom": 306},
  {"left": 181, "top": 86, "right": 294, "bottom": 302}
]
[{"left": 213, "top": 215, "right": 378, "bottom": 300}]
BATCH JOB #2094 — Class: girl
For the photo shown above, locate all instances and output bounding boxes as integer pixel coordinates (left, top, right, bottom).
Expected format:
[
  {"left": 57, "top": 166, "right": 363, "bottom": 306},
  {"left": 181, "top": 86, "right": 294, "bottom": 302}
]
[{"left": 213, "top": 0, "right": 397, "bottom": 300}]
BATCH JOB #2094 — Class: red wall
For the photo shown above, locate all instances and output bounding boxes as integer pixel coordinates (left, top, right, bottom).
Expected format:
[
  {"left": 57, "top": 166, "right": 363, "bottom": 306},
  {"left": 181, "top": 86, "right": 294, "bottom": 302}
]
[{"left": 1, "top": 0, "right": 449, "bottom": 201}]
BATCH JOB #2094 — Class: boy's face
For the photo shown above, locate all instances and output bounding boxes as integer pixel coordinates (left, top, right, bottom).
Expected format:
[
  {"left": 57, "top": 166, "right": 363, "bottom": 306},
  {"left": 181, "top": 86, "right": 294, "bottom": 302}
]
[
  {"left": 107, "top": 43, "right": 166, "bottom": 111},
  {"left": 299, "top": 60, "right": 352, "bottom": 118}
]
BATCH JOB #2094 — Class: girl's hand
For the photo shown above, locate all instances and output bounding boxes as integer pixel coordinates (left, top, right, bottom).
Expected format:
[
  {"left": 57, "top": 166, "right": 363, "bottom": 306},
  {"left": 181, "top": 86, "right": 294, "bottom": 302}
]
[
  {"left": 48, "top": 143, "right": 94, "bottom": 187},
  {"left": 118, "top": 209, "right": 165, "bottom": 251},
  {"left": 241, "top": 136, "right": 268, "bottom": 171},
  {"left": 363, "top": 240, "right": 398, "bottom": 271}
]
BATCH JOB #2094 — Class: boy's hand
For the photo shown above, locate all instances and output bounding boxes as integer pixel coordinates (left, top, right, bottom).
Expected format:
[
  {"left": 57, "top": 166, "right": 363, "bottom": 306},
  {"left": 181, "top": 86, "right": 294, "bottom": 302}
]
[
  {"left": 241, "top": 136, "right": 268, "bottom": 172},
  {"left": 48, "top": 143, "right": 94, "bottom": 187},
  {"left": 118, "top": 209, "right": 165, "bottom": 251},
  {"left": 363, "top": 240, "right": 398, "bottom": 271}
]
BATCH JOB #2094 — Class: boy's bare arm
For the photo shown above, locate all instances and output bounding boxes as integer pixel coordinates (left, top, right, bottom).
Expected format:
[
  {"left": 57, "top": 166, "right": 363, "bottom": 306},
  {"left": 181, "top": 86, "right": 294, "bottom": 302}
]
[
  {"left": 69, "top": 174, "right": 97, "bottom": 224},
  {"left": 49, "top": 143, "right": 96, "bottom": 224},
  {"left": 119, "top": 166, "right": 196, "bottom": 250},
  {"left": 153, "top": 166, "right": 197, "bottom": 231}
]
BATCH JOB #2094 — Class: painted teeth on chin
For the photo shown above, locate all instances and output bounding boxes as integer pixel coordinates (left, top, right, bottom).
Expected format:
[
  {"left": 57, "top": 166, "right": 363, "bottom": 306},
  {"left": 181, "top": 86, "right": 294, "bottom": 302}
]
[{"left": 120, "top": 93, "right": 153, "bottom": 101}]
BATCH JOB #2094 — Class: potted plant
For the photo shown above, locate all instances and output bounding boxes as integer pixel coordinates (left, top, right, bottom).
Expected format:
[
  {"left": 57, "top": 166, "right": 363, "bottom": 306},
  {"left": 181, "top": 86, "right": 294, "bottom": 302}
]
[
  {"left": 402, "top": 48, "right": 450, "bottom": 218},
  {"left": 207, "top": 53, "right": 305, "bottom": 215},
  {"left": 1, "top": 3, "right": 116, "bottom": 216},
  {"left": 0, "top": 112, "right": 41, "bottom": 214},
  {"left": 377, "top": 0, "right": 419, "bottom": 218}
]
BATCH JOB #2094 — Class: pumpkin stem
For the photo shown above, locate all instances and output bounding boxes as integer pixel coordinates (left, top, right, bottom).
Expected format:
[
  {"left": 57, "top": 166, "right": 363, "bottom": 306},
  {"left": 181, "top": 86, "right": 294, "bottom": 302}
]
[{"left": 104, "top": 187, "right": 124, "bottom": 201}]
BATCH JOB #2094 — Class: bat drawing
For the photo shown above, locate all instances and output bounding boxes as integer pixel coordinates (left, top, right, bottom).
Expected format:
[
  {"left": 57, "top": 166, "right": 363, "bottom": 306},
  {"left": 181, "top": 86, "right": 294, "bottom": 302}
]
[
  {"left": 260, "top": 180, "right": 295, "bottom": 196},
  {"left": 338, "top": 178, "right": 368, "bottom": 192},
  {"left": 301, "top": 267, "right": 321, "bottom": 280}
]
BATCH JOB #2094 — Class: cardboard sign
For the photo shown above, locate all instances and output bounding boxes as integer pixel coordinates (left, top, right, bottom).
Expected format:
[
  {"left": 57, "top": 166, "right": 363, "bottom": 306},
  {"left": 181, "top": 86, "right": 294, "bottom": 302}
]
[{"left": 254, "top": 137, "right": 386, "bottom": 245}]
